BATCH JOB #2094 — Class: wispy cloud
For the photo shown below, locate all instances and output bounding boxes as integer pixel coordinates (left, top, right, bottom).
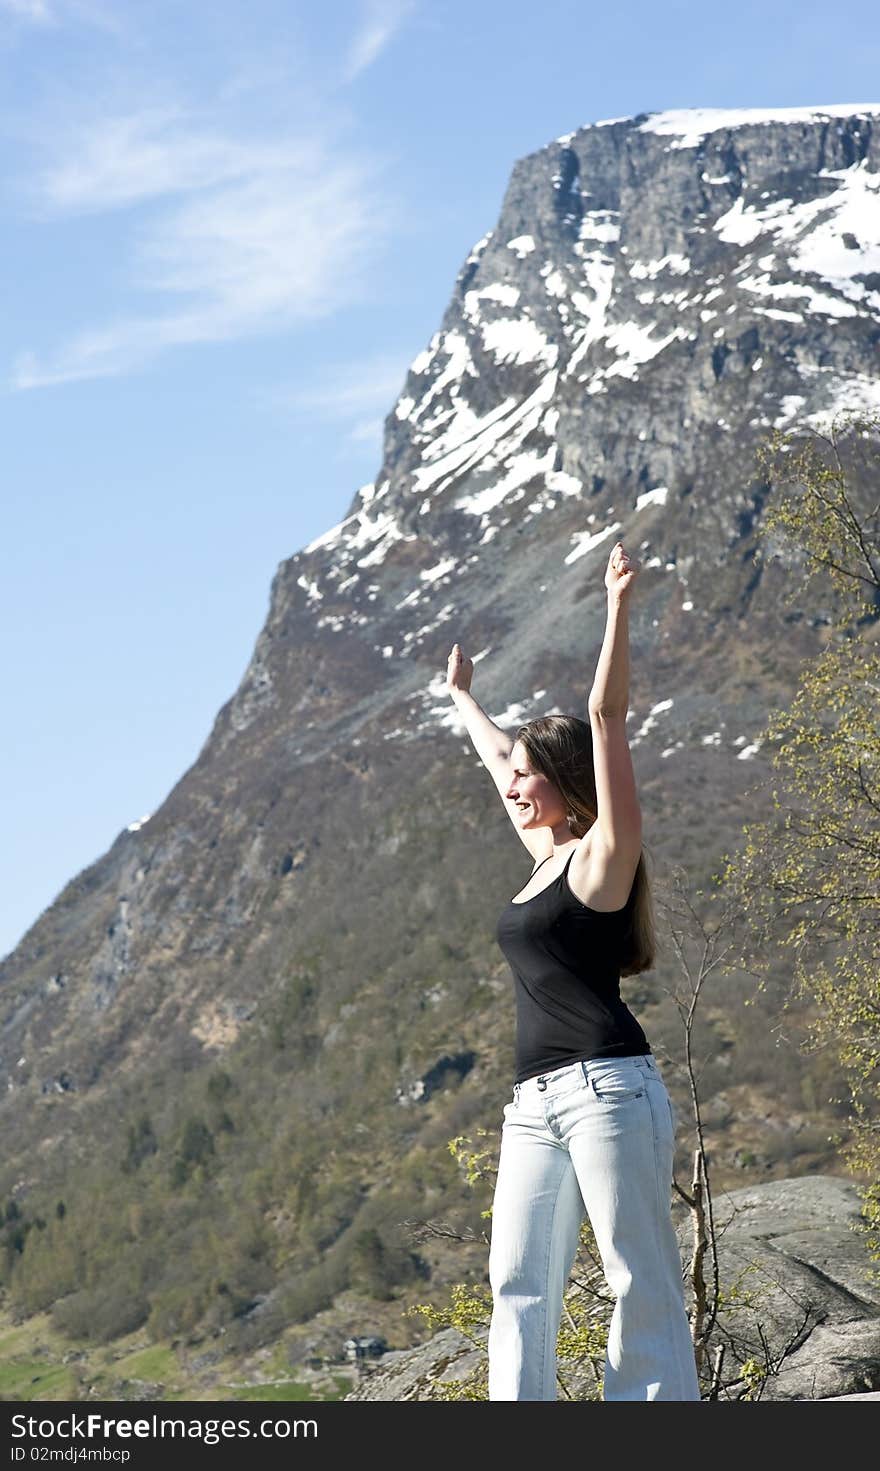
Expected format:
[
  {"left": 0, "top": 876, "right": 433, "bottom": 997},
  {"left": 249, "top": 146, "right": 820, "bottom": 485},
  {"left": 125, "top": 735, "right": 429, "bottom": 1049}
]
[
  {"left": 341, "top": 0, "right": 415, "bottom": 84},
  {"left": 286, "top": 354, "right": 411, "bottom": 417},
  {"left": 266, "top": 350, "right": 414, "bottom": 455},
  {"left": 12, "top": 109, "right": 398, "bottom": 388},
  {"left": 34, "top": 106, "right": 321, "bottom": 216}
]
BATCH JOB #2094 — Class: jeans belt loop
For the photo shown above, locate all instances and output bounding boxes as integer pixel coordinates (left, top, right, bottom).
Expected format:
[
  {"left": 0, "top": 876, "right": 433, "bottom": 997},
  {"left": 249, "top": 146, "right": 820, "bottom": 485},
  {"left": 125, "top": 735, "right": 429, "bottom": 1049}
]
[{"left": 536, "top": 1076, "right": 547, "bottom": 1091}]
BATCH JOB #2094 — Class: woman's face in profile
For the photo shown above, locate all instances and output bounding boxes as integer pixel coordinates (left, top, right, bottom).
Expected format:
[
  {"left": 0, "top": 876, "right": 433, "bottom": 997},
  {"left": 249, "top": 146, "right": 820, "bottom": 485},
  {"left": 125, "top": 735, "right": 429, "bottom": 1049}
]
[{"left": 505, "top": 741, "right": 565, "bottom": 829}]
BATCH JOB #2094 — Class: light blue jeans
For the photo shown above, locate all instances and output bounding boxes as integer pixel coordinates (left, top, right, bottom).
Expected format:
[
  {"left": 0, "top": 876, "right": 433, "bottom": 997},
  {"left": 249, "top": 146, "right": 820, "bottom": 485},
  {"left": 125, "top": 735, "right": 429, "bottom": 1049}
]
[{"left": 487, "top": 1052, "right": 701, "bottom": 1401}]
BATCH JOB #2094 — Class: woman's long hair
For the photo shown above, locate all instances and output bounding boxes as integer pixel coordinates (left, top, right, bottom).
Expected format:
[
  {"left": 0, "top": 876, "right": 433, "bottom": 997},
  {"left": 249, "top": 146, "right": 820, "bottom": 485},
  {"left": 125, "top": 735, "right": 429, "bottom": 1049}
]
[{"left": 515, "top": 713, "right": 655, "bottom": 976}]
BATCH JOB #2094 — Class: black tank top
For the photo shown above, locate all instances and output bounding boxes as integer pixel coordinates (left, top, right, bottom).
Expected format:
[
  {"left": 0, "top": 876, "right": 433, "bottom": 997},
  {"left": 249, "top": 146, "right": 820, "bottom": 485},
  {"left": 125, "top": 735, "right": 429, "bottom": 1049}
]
[{"left": 496, "top": 849, "right": 651, "bottom": 1084}]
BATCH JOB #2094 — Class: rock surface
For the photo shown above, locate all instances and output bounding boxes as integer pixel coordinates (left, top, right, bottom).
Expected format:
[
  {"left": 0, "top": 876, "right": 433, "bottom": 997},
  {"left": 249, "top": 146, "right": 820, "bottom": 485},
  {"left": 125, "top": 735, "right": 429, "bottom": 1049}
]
[{"left": 346, "top": 1174, "right": 880, "bottom": 1400}]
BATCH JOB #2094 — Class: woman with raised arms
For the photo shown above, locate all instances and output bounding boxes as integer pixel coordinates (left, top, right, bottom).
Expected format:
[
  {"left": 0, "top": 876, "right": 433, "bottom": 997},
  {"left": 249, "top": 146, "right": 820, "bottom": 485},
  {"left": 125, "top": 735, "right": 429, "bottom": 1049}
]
[{"left": 445, "top": 540, "right": 701, "bottom": 1402}]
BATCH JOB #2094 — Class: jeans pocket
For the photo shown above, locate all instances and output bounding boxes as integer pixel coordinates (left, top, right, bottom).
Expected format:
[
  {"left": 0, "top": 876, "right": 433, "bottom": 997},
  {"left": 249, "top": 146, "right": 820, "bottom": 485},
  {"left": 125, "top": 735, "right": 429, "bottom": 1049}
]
[{"left": 588, "top": 1063, "right": 646, "bottom": 1104}]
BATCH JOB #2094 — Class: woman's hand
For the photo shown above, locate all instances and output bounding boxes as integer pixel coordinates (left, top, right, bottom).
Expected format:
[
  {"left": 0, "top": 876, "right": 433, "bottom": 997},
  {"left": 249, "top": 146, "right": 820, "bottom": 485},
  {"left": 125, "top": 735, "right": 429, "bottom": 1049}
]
[
  {"left": 604, "top": 540, "right": 640, "bottom": 601},
  {"left": 446, "top": 642, "right": 474, "bottom": 696}
]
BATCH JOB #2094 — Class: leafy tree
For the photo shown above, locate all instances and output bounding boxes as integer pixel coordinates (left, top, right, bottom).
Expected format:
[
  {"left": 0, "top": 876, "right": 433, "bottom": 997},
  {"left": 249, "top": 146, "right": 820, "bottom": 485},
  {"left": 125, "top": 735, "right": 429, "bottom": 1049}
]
[
  {"left": 349, "top": 1228, "right": 396, "bottom": 1300},
  {"left": 180, "top": 1117, "right": 214, "bottom": 1166},
  {"left": 207, "top": 1069, "right": 235, "bottom": 1104},
  {"left": 122, "top": 1113, "right": 158, "bottom": 1174},
  {"left": 716, "top": 409, "right": 880, "bottom": 1276},
  {"left": 169, "top": 1116, "right": 215, "bottom": 1187}
]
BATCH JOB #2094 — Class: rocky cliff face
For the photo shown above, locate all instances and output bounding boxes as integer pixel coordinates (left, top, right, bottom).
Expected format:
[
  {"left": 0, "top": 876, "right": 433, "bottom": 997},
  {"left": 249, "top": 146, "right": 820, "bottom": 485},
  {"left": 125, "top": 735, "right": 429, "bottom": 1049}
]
[{"left": 2, "top": 104, "right": 879, "bottom": 1340}]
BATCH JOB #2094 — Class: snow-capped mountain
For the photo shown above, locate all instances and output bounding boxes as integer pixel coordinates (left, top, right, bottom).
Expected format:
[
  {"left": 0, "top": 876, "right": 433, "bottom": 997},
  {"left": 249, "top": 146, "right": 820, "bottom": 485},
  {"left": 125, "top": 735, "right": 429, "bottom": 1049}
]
[{"left": 213, "top": 102, "right": 879, "bottom": 757}]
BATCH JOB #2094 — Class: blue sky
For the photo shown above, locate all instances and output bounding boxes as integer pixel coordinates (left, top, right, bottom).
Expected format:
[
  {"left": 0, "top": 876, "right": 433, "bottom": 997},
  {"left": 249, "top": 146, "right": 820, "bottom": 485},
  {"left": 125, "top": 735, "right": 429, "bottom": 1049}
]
[{"left": 3, "top": 0, "right": 880, "bottom": 961}]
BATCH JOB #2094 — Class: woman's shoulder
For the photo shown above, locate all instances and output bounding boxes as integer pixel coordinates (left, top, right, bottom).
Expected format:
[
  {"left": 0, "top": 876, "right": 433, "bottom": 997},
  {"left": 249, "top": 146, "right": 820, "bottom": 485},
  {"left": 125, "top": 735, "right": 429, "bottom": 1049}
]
[{"left": 567, "top": 836, "right": 639, "bottom": 912}]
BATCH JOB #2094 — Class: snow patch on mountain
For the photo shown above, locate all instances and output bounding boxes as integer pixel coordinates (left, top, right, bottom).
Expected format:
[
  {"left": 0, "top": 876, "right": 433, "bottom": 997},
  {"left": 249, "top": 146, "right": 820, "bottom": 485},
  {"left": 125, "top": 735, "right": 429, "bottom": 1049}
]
[
  {"left": 448, "top": 372, "right": 559, "bottom": 513},
  {"left": 463, "top": 283, "right": 521, "bottom": 320},
  {"left": 630, "top": 698, "right": 674, "bottom": 748},
  {"left": 803, "top": 371, "right": 880, "bottom": 427},
  {"left": 420, "top": 557, "right": 458, "bottom": 585},
  {"left": 577, "top": 211, "right": 621, "bottom": 246},
  {"left": 584, "top": 321, "right": 691, "bottom": 392},
  {"left": 541, "top": 264, "right": 569, "bottom": 298},
  {"left": 297, "top": 575, "right": 323, "bottom": 603},
  {"left": 506, "top": 235, "right": 536, "bottom": 257},
  {"left": 629, "top": 254, "right": 691, "bottom": 280},
  {"left": 716, "top": 159, "right": 880, "bottom": 318},
  {"left": 480, "top": 317, "right": 559, "bottom": 367},
  {"left": 636, "top": 486, "right": 669, "bottom": 512},
  {"left": 565, "top": 521, "right": 623, "bottom": 566},
  {"left": 638, "top": 104, "right": 880, "bottom": 151}
]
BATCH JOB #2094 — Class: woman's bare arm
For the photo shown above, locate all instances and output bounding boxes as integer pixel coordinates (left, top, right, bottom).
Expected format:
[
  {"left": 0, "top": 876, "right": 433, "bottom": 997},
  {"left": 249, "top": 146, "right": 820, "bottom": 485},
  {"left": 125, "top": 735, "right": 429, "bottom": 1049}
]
[
  {"left": 585, "top": 543, "right": 643, "bottom": 868},
  {"left": 446, "top": 644, "right": 550, "bottom": 860}
]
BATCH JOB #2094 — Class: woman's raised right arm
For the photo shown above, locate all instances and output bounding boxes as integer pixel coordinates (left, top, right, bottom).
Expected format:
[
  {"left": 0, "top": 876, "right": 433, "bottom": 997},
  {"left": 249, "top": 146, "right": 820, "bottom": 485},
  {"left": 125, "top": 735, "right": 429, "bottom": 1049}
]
[
  {"left": 445, "top": 644, "right": 549, "bottom": 858},
  {"left": 446, "top": 645, "right": 512, "bottom": 763}
]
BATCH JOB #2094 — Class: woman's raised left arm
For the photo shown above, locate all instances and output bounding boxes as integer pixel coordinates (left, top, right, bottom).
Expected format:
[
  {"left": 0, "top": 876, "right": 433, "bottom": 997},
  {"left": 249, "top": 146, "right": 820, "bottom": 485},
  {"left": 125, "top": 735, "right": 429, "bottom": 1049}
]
[
  {"left": 588, "top": 541, "right": 637, "bottom": 716},
  {"left": 586, "top": 543, "right": 642, "bottom": 859}
]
